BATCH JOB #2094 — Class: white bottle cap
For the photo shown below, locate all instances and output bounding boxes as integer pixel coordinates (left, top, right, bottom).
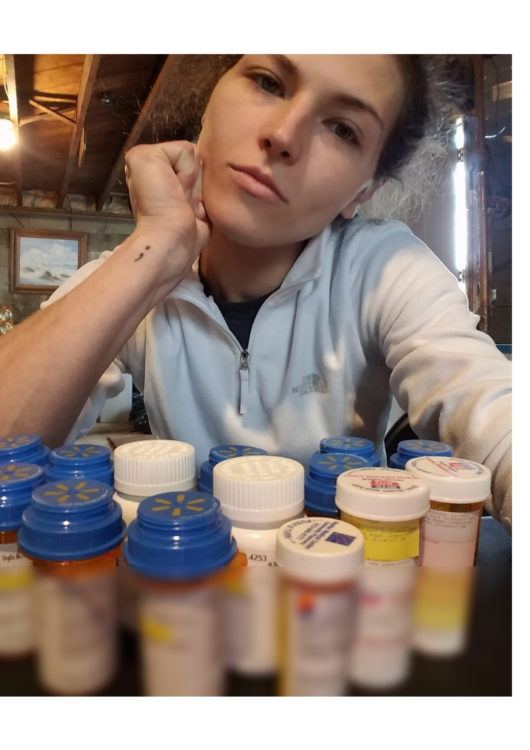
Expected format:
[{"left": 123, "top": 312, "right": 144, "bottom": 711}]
[
  {"left": 276, "top": 517, "right": 364, "bottom": 584},
  {"left": 212, "top": 455, "right": 304, "bottom": 525},
  {"left": 405, "top": 456, "right": 491, "bottom": 503},
  {"left": 113, "top": 439, "right": 196, "bottom": 496},
  {"left": 335, "top": 468, "right": 430, "bottom": 522}
]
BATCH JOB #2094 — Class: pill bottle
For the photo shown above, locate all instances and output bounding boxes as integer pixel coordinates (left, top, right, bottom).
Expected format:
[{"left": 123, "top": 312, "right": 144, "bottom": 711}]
[
  {"left": 335, "top": 468, "right": 430, "bottom": 691},
  {"left": 0, "top": 433, "right": 49, "bottom": 467},
  {"left": 320, "top": 436, "right": 380, "bottom": 466},
  {"left": 113, "top": 439, "right": 196, "bottom": 632},
  {"left": 123, "top": 491, "right": 245, "bottom": 696},
  {"left": 212, "top": 454, "right": 304, "bottom": 684},
  {"left": 199, "top": 444, "right": 268, "bottom": 494},
  {"left": 276, "top": 516, "right": 364, "bottom": 696},
  {"left": 305, "top": 451, "right": 370, "bottom": 518},
  {"left": 17, "top": 478, "right": 125, "bottom": 695},
  {"left": 388, "top": 438, "right": 453, "bottom": 469},
  {"left": 113, "top": 439, "right": 196, "bottom": 525},
  {"left": 44, "top": 443, "right": 114, "bottom": 486},
  {"left": 0, "top": 463, "right": 44, "bottom": 660},
  {"left": 405, "top": 456, "right": 491, "bottom": 657}
]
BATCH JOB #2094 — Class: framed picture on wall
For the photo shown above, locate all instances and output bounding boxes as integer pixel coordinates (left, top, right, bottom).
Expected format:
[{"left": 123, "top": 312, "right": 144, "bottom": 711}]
[{"left": 10, "top": 229, "right": 87, "bottom": 294}]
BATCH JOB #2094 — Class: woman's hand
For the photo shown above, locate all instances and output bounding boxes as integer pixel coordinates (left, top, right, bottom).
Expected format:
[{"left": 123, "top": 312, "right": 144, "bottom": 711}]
[{"left": 124, "top": 141, "right": 211, "bottom": 274}]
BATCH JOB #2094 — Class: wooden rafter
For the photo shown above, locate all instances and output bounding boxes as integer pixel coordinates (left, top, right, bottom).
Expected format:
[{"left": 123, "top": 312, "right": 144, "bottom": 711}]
[
  {"left": 28, "top": 98, "right": 76, "bottom": 126},
  {"left": 4, "top": 55, "right": 22, "bottom": 206},
  {"left": 57, "top": 54, "right": 101, "bottom": 207},
  {"left": 96, "top": 54, "right": 174, "bottom": 211}
]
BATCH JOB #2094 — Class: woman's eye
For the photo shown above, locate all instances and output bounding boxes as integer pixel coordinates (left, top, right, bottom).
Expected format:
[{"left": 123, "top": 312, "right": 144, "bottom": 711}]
[
  {"left": 331, "top": 121, "right": 359, "bottom": 145},
  {"left": 250, "top": 73, "right": 283, "bottom": 95}
]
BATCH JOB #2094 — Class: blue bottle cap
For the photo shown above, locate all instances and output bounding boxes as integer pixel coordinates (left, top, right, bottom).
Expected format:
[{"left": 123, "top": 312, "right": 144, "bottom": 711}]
[
  {"left": 304, "top": 452, "right": 370, "bottom": 517},
  {"left": 0, "top": 463, "right": 45, "bottom": 531},
  {"left": 388, "top": 452, "right": 404, "bottom": 469},
  {"left": 319, "top": 436, "right": 380, "bottom": 466},
  {"left": 45, "top": 444, "right": 113, "bottom": 485},
  {"left": 396, "top": 439, "right": 453, "bottom": 461},
  {"left": 123, "top": 491, "right": 237, "bottom": 580},
  {"left": 198, "top": 444, "right": 268, "bottom": 493},
  {"left": 0, "top": 434, "right": 49, "bottom": 466},
  {"left": 18, "top": 479, "right": 125, "bottom": 561}
]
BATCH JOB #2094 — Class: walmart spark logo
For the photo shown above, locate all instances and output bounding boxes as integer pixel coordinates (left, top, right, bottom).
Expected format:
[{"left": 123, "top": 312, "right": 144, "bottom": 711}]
[
  {"left": 0, "top": 435, "right": 32, "bottom": 449},
  {"left": 0, "top": 464, "right": 38, "bottom": 482},
  {"left": 56, "top": 445, "right": 103, "bottom": 458},
  {"left": 151, "top": 494, "right": 206, "bottom": 517},
  {"left": 216, "top": 446, "right": 259, "bottom": 459},
  {"left": 315, "top": 454, "right": 363, "bottom": 473},
  {"left": 44, "top": 482, "right": 101, "bottom": 504}
]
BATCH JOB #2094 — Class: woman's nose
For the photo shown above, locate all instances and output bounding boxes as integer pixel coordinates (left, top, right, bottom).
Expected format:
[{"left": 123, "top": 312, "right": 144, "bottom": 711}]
[{"left": 259, "top": 100, "right": 311, "bottom": 164}]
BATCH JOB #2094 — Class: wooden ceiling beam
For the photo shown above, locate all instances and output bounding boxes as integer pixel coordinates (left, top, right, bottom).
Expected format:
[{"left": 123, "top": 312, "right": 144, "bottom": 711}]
[
  {"left": 4, "top": 55, "right": 23, "bottom": 206},
  {"left": 96, "top": 54, "right": 175, "bottom": 212},
  {"left": 28, "top": 98, "right": 76, "bottom": 126},
  {"left": 57, "top": 54, "right": 101, "bottom": 207}
]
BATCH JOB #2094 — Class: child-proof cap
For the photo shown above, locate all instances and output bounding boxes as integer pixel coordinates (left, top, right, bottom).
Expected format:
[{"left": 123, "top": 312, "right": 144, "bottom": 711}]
[
  {"left": 389, "top": 439, "right": 453, "bottom": 469},
  {"left": 276, "top": 517, "right": 364, "bottom": 584},
  {"left": 123, "top": 491, "right": 236, "bottom": 580},
  {"left": 113, "top": 439, "right": 196, "bottom": 496},
  {"left": 335, "top": 468, "right": 430, "bottom": 522},
  {"left": 213, "top": 455, "right": 304, "bottom": 525},
  {"left": 18, "top": 479, "right": 125, "bottom": 561},
  {"left": 45, "top": 444, "right": 113, "bottom": 485},
  {"left": 198, "top": 444, "right": 268, "bottom": 493},
  {"left": 305, "top": 451, "right": 371, "bottom": 517},
  {"left": 405, "top": 456, "right": 491, "bottom": 503},
  {"left": 0, "top": 463, "right": 44, "bottom": 531},
  {"left": 0, "top": 434, "right": 49, "bottom": 466},
  {"left": 319, "top": 436, "right": 380, "bottom": 466}
]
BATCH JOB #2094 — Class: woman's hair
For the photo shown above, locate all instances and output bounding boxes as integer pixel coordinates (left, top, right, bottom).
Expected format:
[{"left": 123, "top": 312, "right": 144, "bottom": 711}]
[
  {"left": 152, "top": 54, "right": 465, "bottom": 222},
  {"left": 362, "top": 55, "right": 466, "bottom": 221}
]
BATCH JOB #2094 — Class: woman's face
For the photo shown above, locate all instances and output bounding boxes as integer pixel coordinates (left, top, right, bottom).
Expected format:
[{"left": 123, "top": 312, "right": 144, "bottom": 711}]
[{"left": 197, "top": 54, "right": 404, "bottom": 247}]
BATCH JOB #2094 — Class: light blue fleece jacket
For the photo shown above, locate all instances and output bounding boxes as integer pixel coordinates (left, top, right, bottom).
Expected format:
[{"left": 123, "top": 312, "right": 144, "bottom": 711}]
[{"left": 44, "top": 217, "right": 512, "bottom": 529}]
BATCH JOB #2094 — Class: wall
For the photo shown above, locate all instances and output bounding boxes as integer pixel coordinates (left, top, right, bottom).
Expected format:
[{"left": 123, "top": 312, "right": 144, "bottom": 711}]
[{"left": 0, "top": 212, "right": 135, "bottom": 324}]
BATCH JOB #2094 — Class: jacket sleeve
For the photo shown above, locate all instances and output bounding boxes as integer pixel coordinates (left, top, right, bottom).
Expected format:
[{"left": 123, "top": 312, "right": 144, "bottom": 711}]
[
  {"left": 40, "top": 250, "right": 129, "bottom": 442},
  {"left": 360, "top": 223, "right": 512, "bottom": 531}
]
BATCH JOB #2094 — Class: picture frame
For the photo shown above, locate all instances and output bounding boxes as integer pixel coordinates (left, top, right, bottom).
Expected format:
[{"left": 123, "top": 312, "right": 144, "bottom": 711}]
[{"left": 10, "top": 229, "right": 87, "bottom": 294}]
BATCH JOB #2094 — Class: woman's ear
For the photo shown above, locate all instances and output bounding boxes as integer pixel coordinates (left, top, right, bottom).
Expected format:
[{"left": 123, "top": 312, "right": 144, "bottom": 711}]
[{"left": 340, "top": 178, "right": 380, "bottom": 219}]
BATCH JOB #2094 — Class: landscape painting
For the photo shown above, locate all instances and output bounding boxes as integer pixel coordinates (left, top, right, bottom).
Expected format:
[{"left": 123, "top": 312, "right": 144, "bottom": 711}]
[{"left": 10, "top": 229, "right": 87, "bottom": 294}]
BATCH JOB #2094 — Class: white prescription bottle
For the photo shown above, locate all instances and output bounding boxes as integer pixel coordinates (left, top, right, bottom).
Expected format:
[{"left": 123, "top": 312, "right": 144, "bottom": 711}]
[
  {"left": 335, "top": 467, "right": 431, "bottom": 691},
  {"left": 405, "top": 456, "right": 491, "bottom": 656},
  {"left": 113, "top": 439, "right": 196, "bottom": 525},
  {"left": 276, "top": 516, "right": 364, "bottom": 696},
  {"left": 113, "top": 439, "right": 196, "bottom": 631},
  {"left": 213, "top": 455, "right": 304, "bottom": 682}
]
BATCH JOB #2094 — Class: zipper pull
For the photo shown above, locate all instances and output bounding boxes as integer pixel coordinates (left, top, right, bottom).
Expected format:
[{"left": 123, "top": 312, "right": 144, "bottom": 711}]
[{"left": 239, "top": 349, "right": 249, "bottom": 415}]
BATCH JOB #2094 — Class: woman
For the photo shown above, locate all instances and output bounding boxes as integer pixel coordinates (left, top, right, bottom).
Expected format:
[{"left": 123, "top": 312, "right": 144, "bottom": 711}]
[{"left": 0, "top": 55, "right": 512, "bottom": 529}]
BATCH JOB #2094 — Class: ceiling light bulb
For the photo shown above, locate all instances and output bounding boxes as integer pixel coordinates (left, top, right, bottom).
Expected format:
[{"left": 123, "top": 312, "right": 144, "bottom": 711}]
[{"left": 0, "top": 119, "right": 17, "bottom": 150}]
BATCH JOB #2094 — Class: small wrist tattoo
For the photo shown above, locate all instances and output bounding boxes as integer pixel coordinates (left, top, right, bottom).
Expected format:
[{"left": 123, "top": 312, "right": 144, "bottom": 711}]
[{"left": 134, "top": 245, "right": 151, "bottom": 262}]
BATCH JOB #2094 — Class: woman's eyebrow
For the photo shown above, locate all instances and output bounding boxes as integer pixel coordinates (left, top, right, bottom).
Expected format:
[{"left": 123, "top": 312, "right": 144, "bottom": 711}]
[{"left": 269, "top": 54, "right": 385, "bottom": 132}]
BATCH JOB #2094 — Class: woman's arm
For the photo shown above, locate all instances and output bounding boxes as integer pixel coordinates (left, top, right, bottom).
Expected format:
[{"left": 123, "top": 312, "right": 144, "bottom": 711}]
[{"left": 0, "top": 142, "right": 210, "bottom": 447}]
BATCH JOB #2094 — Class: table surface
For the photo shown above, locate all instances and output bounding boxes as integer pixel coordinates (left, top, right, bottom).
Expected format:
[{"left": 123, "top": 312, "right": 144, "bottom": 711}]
[{"left": 2, "top": 516, "right": 511, "bottom": 697}]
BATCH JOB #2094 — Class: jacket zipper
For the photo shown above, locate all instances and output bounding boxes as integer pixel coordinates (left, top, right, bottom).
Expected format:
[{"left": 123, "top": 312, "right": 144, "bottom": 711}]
[{"left": 239, "top": 349, "right": 250, "bottom": 415}]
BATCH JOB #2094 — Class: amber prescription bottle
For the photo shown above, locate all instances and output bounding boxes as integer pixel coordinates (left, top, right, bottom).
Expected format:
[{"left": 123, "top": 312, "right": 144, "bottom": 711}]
[
  {"left": 0, "top": 463, "right": 44, "bottom": 659},
  {"left": 304, "top": 451, "right": 370, "bottom": 518},
  {"left": 335, "top": 468, "right": 430, "bottom": 690},
  {"left": 0, "top": 433, "right": 49, "bottom": 467},
  {"left": 44, "top": 443, "right": 114, "bottom": 486},
  {"left": 18, "top": 478, "right": 125, "bottom": 695},
  {"left": 213, "top": 454, "right": 304, "bottom": 679},
  {"left": 123, "top": 490, "right": 245, "bottom": 696},
  {"left": 276, "top": 516, "right": 364, "bottom": 696},
  {"left": 405, "top": 456, "right": 491, "bottom": 657},
  {"left": 388, "top": 438, "right": 453, "bottom": 469},
  {"left": 319, "top": 435, "right": 380, "bottom": 466}
]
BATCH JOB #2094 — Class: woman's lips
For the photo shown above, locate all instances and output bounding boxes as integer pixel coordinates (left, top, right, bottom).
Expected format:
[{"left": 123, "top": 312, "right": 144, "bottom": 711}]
[{"left": 229, "top": 165, "right": 287, "bottom": 203}]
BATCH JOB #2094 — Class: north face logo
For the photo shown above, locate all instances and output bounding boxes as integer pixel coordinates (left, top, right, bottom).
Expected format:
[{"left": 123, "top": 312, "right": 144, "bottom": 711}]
[{"left": 292, "top": 373, "right": 328, "bottom": 396}]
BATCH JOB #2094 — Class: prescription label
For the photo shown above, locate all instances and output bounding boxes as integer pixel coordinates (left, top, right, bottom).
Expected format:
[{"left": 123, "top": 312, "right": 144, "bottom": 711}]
[{"left": 341, "top": 513, "right": 420, "bottom": 561}]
